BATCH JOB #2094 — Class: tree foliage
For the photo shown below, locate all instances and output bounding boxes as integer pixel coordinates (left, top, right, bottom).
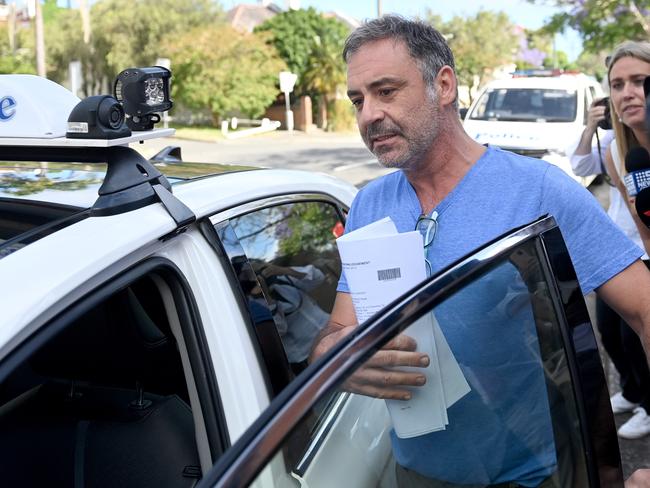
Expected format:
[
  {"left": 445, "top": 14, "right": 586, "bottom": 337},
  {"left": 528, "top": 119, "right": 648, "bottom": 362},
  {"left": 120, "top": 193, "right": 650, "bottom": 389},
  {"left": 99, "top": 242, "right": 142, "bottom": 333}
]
[
  {"left": 529, "top": 0, "right": 650, "bottom": 52},
  {"left": 164, "top": 25, "right": 286, "bottom": 124},
  {"left": 574, "top": 49, "right": 609, "bottom": 81},
  {"left": 0, "top": 24, "right": 35, "bottom": 74},
  {"left": 428, "top": 11, "right": 519, "bottom": 103},
  {"left": 254, "top": 7, "right": 349, "bottom": 97},
  {"left": 44, "top": 0, "right": 222, "bottom": 94}
]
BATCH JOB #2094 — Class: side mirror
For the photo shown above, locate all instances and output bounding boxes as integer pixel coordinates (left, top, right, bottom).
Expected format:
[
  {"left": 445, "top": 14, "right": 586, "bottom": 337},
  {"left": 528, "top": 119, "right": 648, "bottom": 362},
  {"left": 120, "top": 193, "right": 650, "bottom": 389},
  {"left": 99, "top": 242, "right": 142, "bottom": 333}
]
[{"left": 459, "top": 107, "right": 468, "bottom": 120}]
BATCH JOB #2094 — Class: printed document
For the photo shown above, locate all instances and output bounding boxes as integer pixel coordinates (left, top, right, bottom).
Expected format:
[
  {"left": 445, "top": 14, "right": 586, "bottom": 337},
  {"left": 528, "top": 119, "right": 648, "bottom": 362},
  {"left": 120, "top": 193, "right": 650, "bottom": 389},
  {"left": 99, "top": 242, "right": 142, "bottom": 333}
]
[{"left": 337, "top": 217, "right": 470, "bottom": 438}]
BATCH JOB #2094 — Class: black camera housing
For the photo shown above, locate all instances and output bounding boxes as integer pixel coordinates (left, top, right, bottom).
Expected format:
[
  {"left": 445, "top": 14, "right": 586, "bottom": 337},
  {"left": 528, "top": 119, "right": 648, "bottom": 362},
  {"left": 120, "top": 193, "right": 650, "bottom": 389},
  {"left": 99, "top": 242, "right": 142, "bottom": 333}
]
[
  {"left": 66, "top": 95, "right": 132, "bottom": 139},
  {"left": 595, "top": 97, "right": 612, "bottom": 130}
]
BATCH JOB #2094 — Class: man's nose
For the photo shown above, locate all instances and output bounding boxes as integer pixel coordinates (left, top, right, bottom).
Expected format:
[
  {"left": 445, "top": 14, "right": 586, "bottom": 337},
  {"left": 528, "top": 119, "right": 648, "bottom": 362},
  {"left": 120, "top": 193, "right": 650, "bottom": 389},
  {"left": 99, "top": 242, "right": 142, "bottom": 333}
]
[{"left": 358, "top": 98, "right": 385, "bottom": 127}]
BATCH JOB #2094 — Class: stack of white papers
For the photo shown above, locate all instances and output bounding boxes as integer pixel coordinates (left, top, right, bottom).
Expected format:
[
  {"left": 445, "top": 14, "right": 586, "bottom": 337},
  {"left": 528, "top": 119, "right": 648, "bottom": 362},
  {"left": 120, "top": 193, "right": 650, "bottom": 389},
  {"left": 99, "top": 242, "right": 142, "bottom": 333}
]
[{"left": 337, "top": 217, "right": 470, "bottom": 438}]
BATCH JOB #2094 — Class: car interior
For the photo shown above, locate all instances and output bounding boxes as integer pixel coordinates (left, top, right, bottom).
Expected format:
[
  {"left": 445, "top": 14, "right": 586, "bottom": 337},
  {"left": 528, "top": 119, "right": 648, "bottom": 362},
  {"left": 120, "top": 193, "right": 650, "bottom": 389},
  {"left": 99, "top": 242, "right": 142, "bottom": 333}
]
[{"left": 0, "top": 273, "right": 203, "bottom": 488}]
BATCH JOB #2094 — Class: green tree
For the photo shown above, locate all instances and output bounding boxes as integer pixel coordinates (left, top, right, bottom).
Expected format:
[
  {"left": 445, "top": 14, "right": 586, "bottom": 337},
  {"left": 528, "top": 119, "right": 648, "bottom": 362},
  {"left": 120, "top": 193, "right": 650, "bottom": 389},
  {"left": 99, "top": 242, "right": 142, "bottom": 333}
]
[
  {"left": 574, "top": 50, "right": 609, "bottom": 81},
  {"left": 430, "top": 10, "right": 519, "bottom": 104},
  {"left": 254, "top": 7, "right": 349, "bottom": 97},
  {"left": 529, "top": 0, "right": 650, "bottom": 52},
  {"left": 0, "top": 24, "right": 35, "bottom": 74},
  {"left": 44, "top": 0, "right": 222, "bottom": 94},
  {"left": 302, "top": 29, "right": 348, "bottom": 130},
  {"left": 45, "top": 7, "right": 88, "bottom": 85},
  {"left": 164, "top": 25, "right": 286, "bottom": 125}
]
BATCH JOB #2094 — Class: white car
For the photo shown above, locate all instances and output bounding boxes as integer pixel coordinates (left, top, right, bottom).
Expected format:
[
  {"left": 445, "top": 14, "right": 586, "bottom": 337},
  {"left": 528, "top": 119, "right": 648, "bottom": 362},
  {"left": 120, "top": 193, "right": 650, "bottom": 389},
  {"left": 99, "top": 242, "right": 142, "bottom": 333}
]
[
  {"left": 0, "top": 76, "right": 626, "bottom": 487},
  {"left": 463, "top": 73, "right": 605, "bottom": 187}
]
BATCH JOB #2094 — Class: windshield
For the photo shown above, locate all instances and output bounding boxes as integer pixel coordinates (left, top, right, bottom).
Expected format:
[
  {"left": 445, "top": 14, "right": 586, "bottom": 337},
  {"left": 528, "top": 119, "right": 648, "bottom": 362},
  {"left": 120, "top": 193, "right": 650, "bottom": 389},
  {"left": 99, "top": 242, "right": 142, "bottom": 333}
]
[{"left": 469, "top": 87, "right": 577, "bottom": 122}]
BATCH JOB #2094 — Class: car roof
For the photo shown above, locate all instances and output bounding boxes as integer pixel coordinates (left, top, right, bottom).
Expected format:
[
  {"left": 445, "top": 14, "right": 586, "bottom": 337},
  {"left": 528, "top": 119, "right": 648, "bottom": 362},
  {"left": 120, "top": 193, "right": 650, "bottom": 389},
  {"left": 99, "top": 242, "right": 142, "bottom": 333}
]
[
  {"left": 482, "top": 75, "right": 593, "bottom": 91},
  {"left": 0, "top": 160, "right": 258, "bottom": 207},
  {"left": 0, "top": 159, "right": 263, "bottom": 257},
  {"left": 0, "top": 167, "right": 356, "bottom": 354}
]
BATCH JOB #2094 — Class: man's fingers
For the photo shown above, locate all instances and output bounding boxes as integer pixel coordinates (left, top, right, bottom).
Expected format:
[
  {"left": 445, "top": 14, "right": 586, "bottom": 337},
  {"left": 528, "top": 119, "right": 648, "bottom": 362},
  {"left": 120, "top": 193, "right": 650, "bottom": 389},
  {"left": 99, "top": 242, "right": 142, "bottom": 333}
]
[
  {"left": 365, "top": 349, "right": 430, "bottom": 368},
  {"left": 343, "top": 366, "right": 427, "bottom": 400},
  {"left": 355, "top": 366, "right": 426, "bottom": 387},
  {"left": 384, "top": 333, "right": 418, "bottom": 351}
]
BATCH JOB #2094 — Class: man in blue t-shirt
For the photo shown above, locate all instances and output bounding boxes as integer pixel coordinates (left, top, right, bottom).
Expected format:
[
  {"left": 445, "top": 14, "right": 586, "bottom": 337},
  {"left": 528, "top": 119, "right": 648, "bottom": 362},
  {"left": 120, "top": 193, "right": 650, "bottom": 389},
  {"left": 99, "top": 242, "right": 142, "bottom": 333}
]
[{"left": 310, "top": 14, "right": 650, "bottom": 488}]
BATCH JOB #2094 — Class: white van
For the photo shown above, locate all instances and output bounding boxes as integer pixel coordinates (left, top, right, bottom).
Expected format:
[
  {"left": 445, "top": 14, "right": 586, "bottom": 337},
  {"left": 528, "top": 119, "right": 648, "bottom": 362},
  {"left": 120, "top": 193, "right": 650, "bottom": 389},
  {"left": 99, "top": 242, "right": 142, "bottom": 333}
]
[{"left": 462, "top": 73, "right": 605, "bottom": 187}]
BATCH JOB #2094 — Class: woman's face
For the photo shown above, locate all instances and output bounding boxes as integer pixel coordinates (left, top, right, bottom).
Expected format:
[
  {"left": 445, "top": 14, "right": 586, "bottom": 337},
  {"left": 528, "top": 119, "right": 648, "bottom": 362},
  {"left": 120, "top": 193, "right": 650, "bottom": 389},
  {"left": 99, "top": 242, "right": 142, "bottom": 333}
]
[{"left": 609, "top": 56, "right": 650, "bottom": 131}]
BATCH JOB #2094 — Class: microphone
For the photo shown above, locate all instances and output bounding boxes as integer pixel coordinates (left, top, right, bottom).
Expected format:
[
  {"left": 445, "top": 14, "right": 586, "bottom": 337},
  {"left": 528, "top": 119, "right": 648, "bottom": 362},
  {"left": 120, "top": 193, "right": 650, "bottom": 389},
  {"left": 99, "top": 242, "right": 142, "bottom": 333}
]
[
  {"left": 623, "top": 147, "right": 650, "bottom": 197},
  {"left": 625, "top": 146, "right": 650, "bottom": 227}
]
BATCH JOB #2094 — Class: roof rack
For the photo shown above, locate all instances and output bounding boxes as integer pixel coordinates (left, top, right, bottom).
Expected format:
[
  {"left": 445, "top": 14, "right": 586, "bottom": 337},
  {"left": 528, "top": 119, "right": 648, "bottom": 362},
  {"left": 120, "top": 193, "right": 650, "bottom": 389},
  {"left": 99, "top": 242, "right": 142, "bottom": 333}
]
[{"left": 1, "top": 143, "right": 195, "bottom": 229}]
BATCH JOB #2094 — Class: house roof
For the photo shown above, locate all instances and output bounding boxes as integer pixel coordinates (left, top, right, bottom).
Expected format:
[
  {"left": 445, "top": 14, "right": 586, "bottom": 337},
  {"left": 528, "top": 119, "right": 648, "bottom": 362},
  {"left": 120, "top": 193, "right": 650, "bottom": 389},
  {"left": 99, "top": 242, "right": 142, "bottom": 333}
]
[{"left": 227, "top": 3, "right": 283, "bottom": 33}]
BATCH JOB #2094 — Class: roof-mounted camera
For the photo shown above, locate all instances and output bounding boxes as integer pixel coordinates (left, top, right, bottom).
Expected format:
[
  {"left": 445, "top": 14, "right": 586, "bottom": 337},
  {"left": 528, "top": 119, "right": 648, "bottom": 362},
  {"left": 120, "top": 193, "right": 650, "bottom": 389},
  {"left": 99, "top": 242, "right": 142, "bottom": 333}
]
[
  {"left": 0, "top": 72, "right": 192, "bottom": 228},
  {"left": 67, "top": 95, "right": 131, "bottom": 139}
]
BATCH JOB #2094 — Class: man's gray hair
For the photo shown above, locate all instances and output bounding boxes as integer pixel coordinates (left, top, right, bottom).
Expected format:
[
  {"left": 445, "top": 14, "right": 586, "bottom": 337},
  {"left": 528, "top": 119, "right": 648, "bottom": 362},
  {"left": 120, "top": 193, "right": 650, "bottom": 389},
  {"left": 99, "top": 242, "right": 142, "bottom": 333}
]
[{"left": 343, "top": 15, "right": 457, "bottom": 108}]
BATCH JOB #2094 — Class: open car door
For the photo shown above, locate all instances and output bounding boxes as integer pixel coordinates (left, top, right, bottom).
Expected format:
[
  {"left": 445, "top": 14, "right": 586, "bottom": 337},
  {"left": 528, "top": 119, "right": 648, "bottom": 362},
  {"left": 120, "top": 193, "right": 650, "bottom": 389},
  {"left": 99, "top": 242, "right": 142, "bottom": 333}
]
[{"left": 200, "top": 215, "right": 623, "bottom": 488}]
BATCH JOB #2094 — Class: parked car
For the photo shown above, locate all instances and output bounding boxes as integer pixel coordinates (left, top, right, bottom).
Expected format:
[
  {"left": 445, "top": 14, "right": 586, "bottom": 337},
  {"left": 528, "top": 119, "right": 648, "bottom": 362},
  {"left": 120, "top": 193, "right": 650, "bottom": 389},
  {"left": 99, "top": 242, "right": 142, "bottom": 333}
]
[
  {"left": 462, "top": 71, "right": 605, "bottom": 187},
  {"left": 0, "top": 76, "right": 625, "bottom": 487}
]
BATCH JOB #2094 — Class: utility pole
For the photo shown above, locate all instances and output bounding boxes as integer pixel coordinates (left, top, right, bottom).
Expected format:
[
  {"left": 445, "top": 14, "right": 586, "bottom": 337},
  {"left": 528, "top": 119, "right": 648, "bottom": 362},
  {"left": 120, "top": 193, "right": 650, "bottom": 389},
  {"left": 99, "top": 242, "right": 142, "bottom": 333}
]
[
  {"left": 377, "top": 0, "right": 382, "bottom": 17},
  {"left": 79, "top": 0, "right": 91, "bottom": 44},
  {"left": 34, "top": 0, "right": 46, "bottom": 77},
  {"left": 8, "top": 2, "right": 15, "bottom": 53}
]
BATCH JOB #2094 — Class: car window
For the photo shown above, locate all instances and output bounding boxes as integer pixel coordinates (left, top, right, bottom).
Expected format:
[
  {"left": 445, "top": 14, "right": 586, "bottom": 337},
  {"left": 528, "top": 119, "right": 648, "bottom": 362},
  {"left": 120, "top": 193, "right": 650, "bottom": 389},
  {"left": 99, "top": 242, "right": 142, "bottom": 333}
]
[
  {"left": 206, "top": 220, "right": 621, "bottom": 488},
  {"left": 469, "top": 88, "right": 577, "bottom": 122},
  {"left": 230, "top": 200, "right": 344, "bottom": 378},
  {"left": 0, "top": 262, "right": 221, "bottom": 486},
  {"left": 213, "top": 199, "right": 346, "bottom": 472}
]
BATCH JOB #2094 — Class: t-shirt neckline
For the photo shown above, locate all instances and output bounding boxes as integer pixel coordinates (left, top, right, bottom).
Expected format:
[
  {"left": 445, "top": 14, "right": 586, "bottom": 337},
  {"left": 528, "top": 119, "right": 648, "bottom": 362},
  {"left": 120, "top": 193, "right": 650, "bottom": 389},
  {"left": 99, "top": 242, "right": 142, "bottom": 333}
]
[{"left": 405, "top": 145, "right": 494, "bottom": 219}]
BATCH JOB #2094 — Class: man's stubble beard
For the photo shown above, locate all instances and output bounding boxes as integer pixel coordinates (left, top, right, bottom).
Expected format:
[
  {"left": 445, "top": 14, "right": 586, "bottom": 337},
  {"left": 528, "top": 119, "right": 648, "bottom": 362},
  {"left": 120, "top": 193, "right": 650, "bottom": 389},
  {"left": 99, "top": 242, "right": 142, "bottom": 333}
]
[{"left": 371, "top": 95, "right": 440, "bottom": 171}]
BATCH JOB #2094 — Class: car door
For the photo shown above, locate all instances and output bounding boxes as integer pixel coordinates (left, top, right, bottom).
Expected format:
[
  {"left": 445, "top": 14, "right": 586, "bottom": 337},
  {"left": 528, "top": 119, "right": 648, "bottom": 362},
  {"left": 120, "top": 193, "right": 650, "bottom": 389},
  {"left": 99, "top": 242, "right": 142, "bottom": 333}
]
[{"left": 199, "top": 215, "right": 623, "bottom": 488}]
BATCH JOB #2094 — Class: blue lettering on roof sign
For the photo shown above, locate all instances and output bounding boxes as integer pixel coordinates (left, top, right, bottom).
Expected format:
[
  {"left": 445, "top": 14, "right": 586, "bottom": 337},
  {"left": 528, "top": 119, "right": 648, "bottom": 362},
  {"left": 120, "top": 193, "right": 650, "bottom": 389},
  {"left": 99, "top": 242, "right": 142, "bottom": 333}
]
[{"left": 0, "top": 96, "right": 16, "bottom": 121}]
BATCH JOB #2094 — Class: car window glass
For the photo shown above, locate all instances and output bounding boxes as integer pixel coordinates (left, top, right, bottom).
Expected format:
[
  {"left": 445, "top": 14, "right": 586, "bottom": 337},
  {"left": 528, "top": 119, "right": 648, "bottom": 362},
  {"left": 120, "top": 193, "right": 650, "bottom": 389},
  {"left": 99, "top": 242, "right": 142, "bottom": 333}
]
[
  {"left": 470, "top": 88, "right": 577, "bottom": 122},
  {"left": 230, "top": 201, "right": 343, "bottom": 377},
  {"left": 226, "top": 201, "right": 345, "bottom": 469},
  {"left": 245, "top": 239, "right": 590, "bottom": 488}
]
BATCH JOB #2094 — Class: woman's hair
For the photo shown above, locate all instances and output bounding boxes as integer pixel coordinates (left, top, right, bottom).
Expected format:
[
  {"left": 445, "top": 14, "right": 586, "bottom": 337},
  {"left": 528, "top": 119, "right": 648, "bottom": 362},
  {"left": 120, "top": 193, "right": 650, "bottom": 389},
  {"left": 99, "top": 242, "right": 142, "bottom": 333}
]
[{"left": 607, "top": 40, "right": 650, "bottom": 169}]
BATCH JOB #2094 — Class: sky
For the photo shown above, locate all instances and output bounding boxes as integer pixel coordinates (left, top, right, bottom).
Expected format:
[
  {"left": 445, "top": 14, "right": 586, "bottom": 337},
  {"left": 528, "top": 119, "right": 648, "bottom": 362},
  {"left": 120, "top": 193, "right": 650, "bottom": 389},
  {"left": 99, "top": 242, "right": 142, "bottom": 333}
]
[{"left": 224, "top": 0, "right": 584, "bottom": 61}]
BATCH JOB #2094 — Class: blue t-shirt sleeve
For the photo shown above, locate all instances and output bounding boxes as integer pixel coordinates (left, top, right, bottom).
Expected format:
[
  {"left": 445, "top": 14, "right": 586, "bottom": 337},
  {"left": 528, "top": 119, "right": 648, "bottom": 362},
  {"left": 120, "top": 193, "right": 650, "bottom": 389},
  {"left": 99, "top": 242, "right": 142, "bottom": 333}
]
[{"left": 540, "top": 164, "right": 643, "bottom": 294}]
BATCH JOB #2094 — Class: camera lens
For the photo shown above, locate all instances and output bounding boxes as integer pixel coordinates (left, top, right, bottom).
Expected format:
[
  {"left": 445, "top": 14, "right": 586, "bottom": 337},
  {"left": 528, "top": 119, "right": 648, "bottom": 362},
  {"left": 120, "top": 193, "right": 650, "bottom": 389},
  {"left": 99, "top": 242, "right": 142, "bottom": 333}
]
[{"left": 98, "top": 96, "right": 125, "bottom": 130}]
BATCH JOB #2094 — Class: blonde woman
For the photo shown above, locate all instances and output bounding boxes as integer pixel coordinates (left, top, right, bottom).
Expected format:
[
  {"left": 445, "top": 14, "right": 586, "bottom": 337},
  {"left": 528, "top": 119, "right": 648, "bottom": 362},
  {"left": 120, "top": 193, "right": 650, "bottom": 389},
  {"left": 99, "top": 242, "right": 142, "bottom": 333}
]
[{"left": 603, "top": 40, "right": 650, "bottom": 439}]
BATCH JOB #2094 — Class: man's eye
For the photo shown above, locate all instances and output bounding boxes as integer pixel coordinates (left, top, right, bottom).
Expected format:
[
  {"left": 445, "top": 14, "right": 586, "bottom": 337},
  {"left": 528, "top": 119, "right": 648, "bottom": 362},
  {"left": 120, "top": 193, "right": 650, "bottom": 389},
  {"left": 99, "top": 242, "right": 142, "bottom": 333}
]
[
  {"left": 351, "top": 99, "right": 363, "bottom": 109},
  {"left": 379, "top": 88, "right": 395, "bottom": 96}
]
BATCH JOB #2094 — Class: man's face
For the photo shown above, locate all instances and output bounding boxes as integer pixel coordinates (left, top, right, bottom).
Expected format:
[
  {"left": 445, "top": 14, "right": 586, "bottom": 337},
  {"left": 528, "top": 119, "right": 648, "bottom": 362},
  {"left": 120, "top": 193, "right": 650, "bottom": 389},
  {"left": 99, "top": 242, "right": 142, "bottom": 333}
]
[{"left": 346, "top": 38, "right": 440, "bottom": 170}]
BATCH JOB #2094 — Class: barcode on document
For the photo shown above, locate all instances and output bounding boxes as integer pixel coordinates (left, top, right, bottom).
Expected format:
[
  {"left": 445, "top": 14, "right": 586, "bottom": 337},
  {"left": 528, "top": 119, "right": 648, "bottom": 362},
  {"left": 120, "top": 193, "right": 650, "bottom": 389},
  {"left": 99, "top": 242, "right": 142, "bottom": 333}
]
[{"left": 377, "top": 267, "right": 401, "bottom": 281}]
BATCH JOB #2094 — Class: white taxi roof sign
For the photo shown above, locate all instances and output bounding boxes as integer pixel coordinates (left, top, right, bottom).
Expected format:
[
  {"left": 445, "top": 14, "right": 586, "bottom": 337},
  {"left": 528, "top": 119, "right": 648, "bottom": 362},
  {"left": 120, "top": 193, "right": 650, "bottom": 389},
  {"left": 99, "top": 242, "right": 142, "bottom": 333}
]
[
  {"left": 0, "top": 74, "right": 80, "bottom": 139},
  {"left": 0, "top": 74, "right": 175, "bottom": 145}
]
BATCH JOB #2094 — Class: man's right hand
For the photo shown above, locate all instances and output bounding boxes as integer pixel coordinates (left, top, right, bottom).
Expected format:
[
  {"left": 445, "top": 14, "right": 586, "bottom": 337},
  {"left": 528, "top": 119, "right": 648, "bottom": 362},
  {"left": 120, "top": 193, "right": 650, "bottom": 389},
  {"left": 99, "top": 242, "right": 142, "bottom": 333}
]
[
  {"left": 342, "top": 333, "right": 430, "bottom": 400},
  {"left": 310, "top": 292, "right": 430, "bottom": 401}
]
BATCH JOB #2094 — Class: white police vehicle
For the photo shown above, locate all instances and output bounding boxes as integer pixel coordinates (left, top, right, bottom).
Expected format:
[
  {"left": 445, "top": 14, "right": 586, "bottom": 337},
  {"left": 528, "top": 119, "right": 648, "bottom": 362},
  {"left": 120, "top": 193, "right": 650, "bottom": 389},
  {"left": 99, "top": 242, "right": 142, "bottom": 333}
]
[
  {"left": 462, "top": 71, "right": 604, "bottom": 187},
  {"left": 0, "top": 75, "right": 626, "bottom": 487}
]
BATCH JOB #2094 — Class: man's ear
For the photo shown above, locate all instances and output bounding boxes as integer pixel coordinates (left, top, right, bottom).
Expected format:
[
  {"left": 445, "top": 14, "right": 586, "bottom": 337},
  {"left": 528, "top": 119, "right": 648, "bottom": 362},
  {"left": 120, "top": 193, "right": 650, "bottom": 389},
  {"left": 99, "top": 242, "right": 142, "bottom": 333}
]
[{"left": 435, "top": 65, "right": 457, "bottom": 107}]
